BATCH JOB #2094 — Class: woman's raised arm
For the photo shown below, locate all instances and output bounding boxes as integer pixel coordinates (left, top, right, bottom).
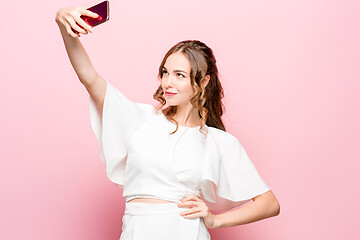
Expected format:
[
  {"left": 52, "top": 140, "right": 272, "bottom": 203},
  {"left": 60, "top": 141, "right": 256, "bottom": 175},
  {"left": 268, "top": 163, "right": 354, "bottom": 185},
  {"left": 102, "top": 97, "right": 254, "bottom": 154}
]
[
  {"left": 55, "top": 6, "right": 100, "bottom": 86},
  {"left": 55, "top": 6, "right": 107, "bottom": 114}
]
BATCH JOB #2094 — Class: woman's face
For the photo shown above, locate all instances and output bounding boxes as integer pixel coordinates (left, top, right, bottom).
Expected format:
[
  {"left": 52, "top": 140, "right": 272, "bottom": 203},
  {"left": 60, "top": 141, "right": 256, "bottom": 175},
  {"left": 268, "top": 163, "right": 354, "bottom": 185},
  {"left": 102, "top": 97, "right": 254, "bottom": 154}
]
[{"left": 161, "top": 51, "right": 194, "bottom": 107}]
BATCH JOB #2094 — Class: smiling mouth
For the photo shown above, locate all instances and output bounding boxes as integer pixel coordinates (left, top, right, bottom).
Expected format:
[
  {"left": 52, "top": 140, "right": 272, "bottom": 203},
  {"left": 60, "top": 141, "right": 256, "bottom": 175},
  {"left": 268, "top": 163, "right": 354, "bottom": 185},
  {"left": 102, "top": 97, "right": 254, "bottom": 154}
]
[{"left": 165, "top": 91, "right": 177, "bottom": 96}]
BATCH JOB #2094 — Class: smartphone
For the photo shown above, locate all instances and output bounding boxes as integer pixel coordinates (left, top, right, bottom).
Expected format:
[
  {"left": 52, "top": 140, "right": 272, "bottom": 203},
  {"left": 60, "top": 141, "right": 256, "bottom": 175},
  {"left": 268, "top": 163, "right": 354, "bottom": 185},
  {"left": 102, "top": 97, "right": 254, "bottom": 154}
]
[
  {"left": 81, "top": 0, "right": 109, "bottom": 27},
  {"left": 73, "top": 1, "right": 109, "bottom": 34}
]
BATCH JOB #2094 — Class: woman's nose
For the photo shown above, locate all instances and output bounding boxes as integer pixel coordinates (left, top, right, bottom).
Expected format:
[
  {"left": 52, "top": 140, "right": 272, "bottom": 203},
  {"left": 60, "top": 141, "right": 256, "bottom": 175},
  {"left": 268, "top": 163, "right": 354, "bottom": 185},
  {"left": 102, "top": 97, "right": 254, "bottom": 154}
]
[{"left": 164, "top": 75, "right": 175, "bottom": 87}]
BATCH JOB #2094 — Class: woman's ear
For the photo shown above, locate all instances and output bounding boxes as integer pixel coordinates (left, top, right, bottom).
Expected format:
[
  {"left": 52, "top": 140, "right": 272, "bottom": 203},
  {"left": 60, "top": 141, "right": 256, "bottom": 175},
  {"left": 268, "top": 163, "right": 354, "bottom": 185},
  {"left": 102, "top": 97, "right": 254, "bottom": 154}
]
[{"left": 201, "top": 75, "right": 210, "bottom": 88}]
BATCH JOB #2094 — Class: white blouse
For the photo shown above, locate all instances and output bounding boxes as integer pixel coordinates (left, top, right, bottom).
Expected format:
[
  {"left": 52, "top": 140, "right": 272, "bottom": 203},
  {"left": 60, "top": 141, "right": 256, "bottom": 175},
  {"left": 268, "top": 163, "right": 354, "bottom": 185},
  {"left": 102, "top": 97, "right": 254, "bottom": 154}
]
[{"left": 89, "top": 80, "right": 271, "bottom": 211}]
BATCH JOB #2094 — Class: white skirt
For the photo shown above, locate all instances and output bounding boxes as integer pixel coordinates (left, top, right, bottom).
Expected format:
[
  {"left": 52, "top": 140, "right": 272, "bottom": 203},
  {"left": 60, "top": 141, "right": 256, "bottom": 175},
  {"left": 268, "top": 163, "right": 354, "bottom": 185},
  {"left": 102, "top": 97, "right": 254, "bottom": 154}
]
[{"left": 119, "top": 201, "right": 211, "bottom": 240}]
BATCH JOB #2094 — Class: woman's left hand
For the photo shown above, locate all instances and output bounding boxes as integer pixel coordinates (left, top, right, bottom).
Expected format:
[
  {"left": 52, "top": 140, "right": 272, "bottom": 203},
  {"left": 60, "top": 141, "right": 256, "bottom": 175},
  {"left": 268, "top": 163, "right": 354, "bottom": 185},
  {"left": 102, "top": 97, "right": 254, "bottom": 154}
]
[{"left": 177, "top": 194, "right": 218, "bottom": 229}]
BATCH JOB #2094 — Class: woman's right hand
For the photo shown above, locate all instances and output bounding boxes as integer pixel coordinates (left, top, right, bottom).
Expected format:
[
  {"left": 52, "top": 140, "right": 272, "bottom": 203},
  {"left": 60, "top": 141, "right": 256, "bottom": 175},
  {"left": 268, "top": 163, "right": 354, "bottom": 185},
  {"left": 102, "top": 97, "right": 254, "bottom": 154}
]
[{"left": 55, "top": 6, "right": 99, "bottom": 38}]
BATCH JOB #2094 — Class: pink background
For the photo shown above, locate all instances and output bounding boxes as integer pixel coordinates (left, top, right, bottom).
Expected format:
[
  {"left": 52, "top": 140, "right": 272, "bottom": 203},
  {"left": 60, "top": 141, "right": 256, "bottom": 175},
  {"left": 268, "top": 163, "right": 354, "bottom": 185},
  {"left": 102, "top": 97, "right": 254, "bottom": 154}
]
[{"left": 1, "top": 0, "right": 359, "bottom": 239}]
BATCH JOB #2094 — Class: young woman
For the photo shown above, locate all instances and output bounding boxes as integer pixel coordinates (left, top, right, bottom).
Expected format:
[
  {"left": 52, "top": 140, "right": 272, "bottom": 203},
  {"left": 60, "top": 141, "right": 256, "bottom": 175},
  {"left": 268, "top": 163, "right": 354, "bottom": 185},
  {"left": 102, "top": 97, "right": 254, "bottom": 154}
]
[{"left": 56, "top": 5, "right": 280, "bottom": 240}]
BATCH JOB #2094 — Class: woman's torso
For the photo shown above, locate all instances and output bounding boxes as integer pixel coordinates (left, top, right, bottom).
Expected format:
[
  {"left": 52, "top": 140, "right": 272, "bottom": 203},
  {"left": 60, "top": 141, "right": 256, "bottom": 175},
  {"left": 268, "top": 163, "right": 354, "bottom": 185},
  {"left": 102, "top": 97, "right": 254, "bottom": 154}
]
[{"left": 125, "top": 109, "right": 206, "bottom": 204}]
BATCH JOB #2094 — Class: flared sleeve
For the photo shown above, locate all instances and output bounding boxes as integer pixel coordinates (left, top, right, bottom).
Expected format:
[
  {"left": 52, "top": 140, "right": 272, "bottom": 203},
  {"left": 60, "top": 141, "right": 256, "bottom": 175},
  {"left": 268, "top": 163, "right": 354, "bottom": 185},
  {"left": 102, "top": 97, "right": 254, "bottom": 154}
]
[
  {"left": 89, "top": 80, "right": 154, "bottom": 187},
  {"left": 200, "top": 128, "right": 271, "bottom": 211}
]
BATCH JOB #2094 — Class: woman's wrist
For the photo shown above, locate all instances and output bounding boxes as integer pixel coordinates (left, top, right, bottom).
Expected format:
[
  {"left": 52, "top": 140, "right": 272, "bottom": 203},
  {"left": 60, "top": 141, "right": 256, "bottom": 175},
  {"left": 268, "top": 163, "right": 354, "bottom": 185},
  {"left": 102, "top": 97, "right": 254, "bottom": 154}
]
[{"left": 210, "top": 213, "right": 222, "bottom": 229}]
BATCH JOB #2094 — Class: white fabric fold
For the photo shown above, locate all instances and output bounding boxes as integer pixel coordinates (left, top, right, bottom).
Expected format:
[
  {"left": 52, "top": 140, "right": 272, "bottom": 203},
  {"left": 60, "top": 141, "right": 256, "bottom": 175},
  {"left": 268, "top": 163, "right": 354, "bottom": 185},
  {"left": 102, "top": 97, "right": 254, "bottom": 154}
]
[
  {"left": 89, "top": 80, "right": 153, "bottom": 187},
  {"left": 201, "top": 128, "right": 271, "bottom": 211}
]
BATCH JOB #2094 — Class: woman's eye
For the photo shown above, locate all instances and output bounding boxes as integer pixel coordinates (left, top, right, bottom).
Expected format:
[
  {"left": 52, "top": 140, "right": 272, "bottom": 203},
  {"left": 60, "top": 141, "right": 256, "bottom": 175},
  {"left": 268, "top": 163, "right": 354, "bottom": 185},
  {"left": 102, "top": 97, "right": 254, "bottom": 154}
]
[{"left": 162, "top": 70, "right": 184, "bottom": 78}]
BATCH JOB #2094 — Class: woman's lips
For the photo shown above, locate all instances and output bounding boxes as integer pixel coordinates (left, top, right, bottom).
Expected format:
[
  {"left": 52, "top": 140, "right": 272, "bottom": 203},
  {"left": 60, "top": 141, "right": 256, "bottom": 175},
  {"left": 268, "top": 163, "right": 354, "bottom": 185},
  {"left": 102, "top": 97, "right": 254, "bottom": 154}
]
[{"left": 165, "top": 92, "right": 177, "bottom": 96}]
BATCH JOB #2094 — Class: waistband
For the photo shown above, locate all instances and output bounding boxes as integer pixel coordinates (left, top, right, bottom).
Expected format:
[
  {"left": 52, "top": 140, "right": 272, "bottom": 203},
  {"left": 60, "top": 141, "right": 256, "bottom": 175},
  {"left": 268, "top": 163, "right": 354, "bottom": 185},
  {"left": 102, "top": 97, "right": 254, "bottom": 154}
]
[{"left": 124, "top": 201, "right": 186, "bottom": 216}]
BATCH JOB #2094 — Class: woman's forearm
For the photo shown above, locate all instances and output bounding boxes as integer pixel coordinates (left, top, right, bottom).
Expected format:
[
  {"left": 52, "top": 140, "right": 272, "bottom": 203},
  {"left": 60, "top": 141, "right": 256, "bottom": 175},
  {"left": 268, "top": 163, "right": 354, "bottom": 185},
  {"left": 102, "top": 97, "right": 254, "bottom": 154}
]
[
  {"left": 214, "top": 192, "right": 280, "bottom": 228},
  {"left": 56, "top": 21, "right": 98, "bottom": 84}
]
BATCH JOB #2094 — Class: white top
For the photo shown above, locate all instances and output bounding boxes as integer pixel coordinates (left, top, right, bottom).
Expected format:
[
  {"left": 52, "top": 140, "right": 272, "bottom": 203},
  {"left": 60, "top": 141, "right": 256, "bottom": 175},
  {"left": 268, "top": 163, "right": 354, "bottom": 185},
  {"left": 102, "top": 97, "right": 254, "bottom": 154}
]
[{"left": 89, "top": 80, "right": 271, "bottom": 211}]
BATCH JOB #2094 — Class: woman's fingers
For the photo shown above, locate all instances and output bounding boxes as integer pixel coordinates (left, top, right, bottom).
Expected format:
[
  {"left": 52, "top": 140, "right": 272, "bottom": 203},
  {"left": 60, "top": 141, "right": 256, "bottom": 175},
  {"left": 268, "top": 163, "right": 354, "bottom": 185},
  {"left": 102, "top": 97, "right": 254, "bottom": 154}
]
[
  {"left": 63, "top": 20, "right": 79, "bottom": 38},
  {"left": 79, "top": 8, "right": 99, "bottom": 18},
  {"left": 74, "top": 15, "right": 93, "bottom": 33},
  {"left": 56, "top": 6, "right": 98, "bottom": 38},
  {"left": 178, "top": 200, "right": 198, "bottom": 206},
  {"left": 66, "top": 16, "right": 87, "bottom": 34}
]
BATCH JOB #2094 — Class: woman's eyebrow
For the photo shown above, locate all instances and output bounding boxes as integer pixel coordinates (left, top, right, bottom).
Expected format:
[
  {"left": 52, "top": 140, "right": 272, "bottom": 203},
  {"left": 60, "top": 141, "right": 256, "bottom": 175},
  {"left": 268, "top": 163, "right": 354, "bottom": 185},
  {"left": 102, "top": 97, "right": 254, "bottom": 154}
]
[{"left": 162, "top": 67, "right": 188, "bottom": 74}]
